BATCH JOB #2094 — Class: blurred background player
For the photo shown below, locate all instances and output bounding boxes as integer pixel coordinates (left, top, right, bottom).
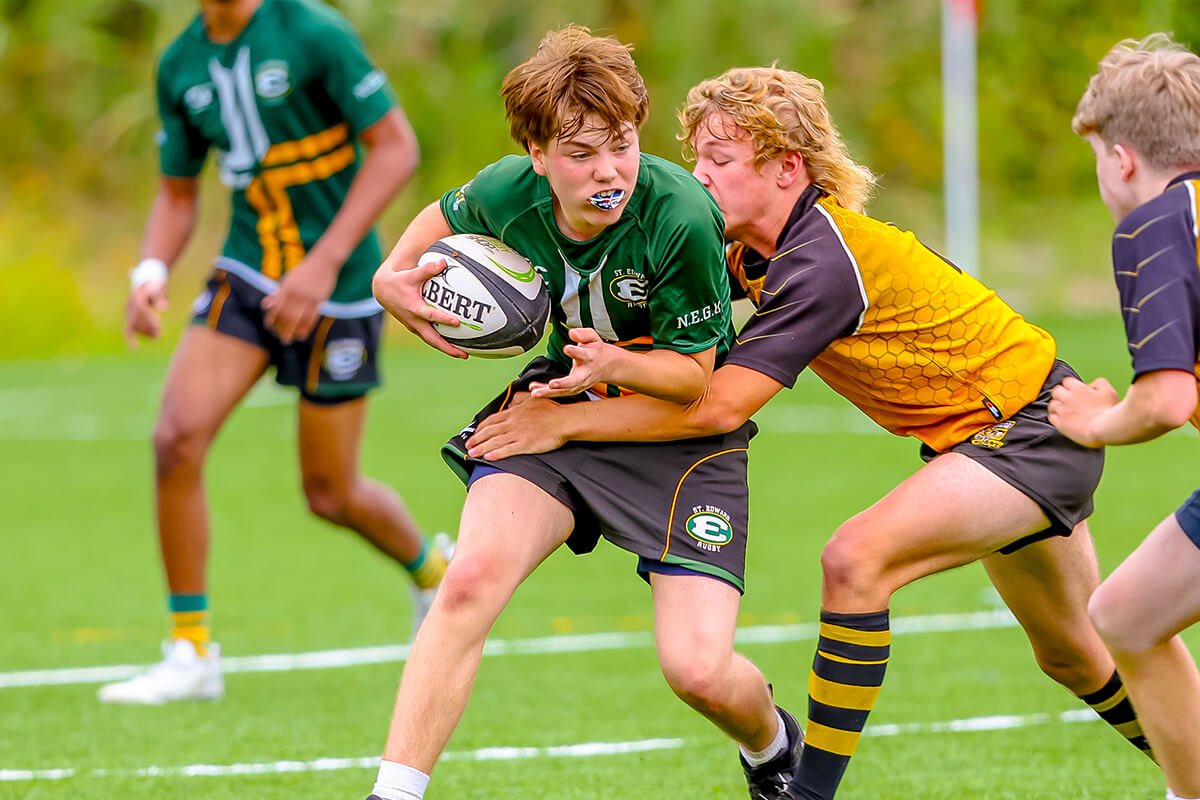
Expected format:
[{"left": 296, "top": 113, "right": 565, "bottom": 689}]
[
  {"left": 101, "top": 0, "right": 448, "bottom": 705},
  {"left": 367, "top": 26, "right": 798, "bottom": 800},
  {"left": 467, "top": 66, "right": 1156, "bottom": 798},
  {"left": 1051, "top": 33, "right": 1200, "bottom": 800}
]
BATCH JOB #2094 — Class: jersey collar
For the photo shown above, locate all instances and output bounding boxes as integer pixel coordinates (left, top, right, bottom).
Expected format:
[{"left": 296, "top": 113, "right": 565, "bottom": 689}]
[
  {"left": 775, "top": 183, "right": 826, "bottom": 250},
  {"left": 1166, "top": 170, "right": 1200, "bottom": 188}
]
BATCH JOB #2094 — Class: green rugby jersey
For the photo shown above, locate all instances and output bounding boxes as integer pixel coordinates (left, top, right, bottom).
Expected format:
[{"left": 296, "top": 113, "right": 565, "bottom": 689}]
[
  {"left": 156, "top": 0, "right": 394, "bottom": 314},
  {"left": 440, "top": 153, "right": 734, "bottom": 375}
]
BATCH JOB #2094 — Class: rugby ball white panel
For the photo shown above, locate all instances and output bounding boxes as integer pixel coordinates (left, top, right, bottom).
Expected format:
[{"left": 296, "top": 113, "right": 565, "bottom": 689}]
[{"left": 419, "top": 234, "right": 551, "bottom": 358}]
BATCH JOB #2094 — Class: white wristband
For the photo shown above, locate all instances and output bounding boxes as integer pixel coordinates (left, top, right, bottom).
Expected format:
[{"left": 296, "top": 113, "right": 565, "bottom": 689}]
[{"left": 130, "top": 258, "right": 169, "bottom": 290}]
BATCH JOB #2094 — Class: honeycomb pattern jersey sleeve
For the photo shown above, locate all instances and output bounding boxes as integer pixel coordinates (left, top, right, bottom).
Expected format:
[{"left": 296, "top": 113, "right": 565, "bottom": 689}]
[
  {"left": 1111, "top": 171, "right": 1200, "bottom": 428},
  {"left": 725, "top": 186, "right": 1058, "bottom": 452}
]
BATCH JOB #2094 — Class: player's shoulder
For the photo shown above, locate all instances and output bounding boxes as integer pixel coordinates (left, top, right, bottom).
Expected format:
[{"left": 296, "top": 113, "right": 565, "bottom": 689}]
[
  {"left": 271, "top": 0, "right": 357, "bottom": 40},
  {"left": 1116, "top": 175, "right": 1199, "bottom": 240},
  {"left": 471, "top": 154, "right": 539, "bottom": 195},
  {"left": 639, "top": 153, "right": 713, "bottom": 204},
  {"left": 636, "top": 153, "right": 722, "bottom": 226},
  {"left": 157, "top": 13, "right": 206, "bottom": 73}
]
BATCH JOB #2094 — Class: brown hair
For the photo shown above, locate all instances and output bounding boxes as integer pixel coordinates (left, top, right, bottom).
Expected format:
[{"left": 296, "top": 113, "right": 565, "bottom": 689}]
[
  {"left": 500, "top": 25, "right": 649, "bottom": 152},
  {"left": 1073, "top": 33, "right": 1200, "bottom": 170},
  {"left": 679, "top": 66, "right": 876, "bottom": 212}
]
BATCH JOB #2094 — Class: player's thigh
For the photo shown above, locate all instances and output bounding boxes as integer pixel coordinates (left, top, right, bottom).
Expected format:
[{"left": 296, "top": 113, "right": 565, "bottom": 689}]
[
  {"left": 296, "top": 394, "right": 367, "bottom": 489},
  {"left": 982, "top": 521, "right": 1100, "bottom": 638},
  {"left": 1094, "top": 513, "right": 1200, "bottom": 642},
  {"left": 158, "top": 324, "right": 268, "bottom": 440},
  {"left": 840, "top": 452, "right": 1051, "bottom": 580},
  {"left": 651, "top": 572, "right": 740, "bottom": 666},
  {"left": 452, "top": 472, "right": 575, "bottom": 589}
]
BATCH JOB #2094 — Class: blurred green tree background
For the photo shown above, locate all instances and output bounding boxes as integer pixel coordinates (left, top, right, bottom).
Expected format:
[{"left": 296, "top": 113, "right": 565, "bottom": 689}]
[{"left": 0, "top": 0, "right": 1195, "bottom": 357}]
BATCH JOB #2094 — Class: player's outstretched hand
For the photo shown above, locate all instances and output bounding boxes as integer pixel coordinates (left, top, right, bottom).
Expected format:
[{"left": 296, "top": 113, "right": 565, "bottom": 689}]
[
  {"left": 1048, "top": 375, "right": 1118, "bottom": 447},
  {"left": 123, "top": 280, "right": 169, "bottom": 350},
  {"left": 262, "top": 255, "right": 339, "bottom": 344},
  {"left": 372, "top": 258, "right": 467, "bottom": 359},
  {"left": 529, "top": 328, "right": 616, "bottom": 398},
  {"left": 467, "top": 393, "right": 567, "bottom": 460}
]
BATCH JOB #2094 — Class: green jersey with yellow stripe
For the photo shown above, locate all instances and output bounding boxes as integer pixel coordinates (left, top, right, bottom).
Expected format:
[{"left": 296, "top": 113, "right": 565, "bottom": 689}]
[{"left": 156, "top": 0, "right": 393, "bottom": 313}]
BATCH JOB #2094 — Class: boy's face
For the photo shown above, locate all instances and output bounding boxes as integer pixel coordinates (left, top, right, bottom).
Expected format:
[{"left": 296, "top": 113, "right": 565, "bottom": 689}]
[
  {"left": 1087, "top": 133, "right": 1137, "bottom": 221},
  {"left": 530, "top": 119, "right": 640, "bottom": 241},
  {"left": 690, "top": 113, "right": 780, "bottom": 244}
]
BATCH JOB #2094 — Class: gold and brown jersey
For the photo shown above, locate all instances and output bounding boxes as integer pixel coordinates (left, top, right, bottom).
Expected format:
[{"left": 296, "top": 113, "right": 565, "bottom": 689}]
[
  {"left": 1110, "top": 171, "right": 1200, "bottom": 430},
  {"left": 725, "top": 186, "right": 1057, "bottom": 452}
]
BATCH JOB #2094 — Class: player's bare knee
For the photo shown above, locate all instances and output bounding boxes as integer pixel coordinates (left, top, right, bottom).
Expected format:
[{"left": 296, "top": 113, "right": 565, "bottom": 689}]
[
  {"left": 660, "top": 652, "right": 727, "bottom": 713},
  {"left": 435, "top": 555, "right": 508, "bottom": 617},
  {"left": 821, "top": 524, "right": 886, "bottom": 601},
  {"left": 152, "top": 418, "right": 207, "bottom": 477},
  {"left": 1031, "top": 642, "right": 1097, "bottom": 691},
  {"left": 303, "top": 485, "right": 349, "bottom": 525},
  {"left": 1088, "top": 584, "right": 1151, "bottom": 654}
]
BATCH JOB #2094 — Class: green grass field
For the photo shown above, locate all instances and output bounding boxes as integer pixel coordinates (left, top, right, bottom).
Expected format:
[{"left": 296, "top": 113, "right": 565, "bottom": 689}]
[{"left": 1, "top": 312, "right": 1194, "bottom": 799}]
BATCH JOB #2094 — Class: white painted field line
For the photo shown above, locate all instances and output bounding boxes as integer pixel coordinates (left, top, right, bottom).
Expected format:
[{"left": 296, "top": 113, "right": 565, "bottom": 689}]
[
  {"left": 0, "top": 609, "right": 1018, "bottom": 690},
  {"left": 0, "top": 709, "right": 1100, "bottom": 783}
]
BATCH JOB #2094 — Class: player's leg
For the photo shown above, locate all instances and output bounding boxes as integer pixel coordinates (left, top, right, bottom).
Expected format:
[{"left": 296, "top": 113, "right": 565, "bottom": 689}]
[
  {"left": 791, "top": 452, "right": 1051, "bottom": 799},
  {"left": 981, "top": 524, "right": 1155, "bottom": 759},
  {"left": 99, "top": 323, "right": 267, "bottom": 704},
  {"left": 370, "top": 472, "right": 573, "bottom": 800},
  {"left": 1087, "top": 511, "right": 1200, "bottom": 797},
  {"left": 296, "top": 395, "right": 449, "bottom": 633},
  {"left": 651, "top": 571, "right": 802, "bottom": 800}
]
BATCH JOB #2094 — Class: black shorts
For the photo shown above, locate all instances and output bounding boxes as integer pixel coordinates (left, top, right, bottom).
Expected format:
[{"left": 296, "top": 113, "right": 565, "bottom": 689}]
[
  {"left": 443, "top": 357, "right": 757, "bottom": 592},
  {"left": 920, "top": 360, "right": 1105, "bottom": 554},
  {"left": 189, "top": 269, "right": 382, "bottom": 403}
]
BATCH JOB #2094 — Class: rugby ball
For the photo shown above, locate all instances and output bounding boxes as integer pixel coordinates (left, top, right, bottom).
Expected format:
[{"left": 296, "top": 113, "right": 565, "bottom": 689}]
[{"left": 419, "top": 234, "right": 550, "bottom": 358}]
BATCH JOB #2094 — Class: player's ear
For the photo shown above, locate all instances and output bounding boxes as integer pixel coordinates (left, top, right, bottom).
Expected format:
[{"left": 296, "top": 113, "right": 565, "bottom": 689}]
[
  {"left": 1113, "top": 143, "right": 1137, "bottom": 181},
  {"left": 529, "top": 140, "right": 548, "bottom": 176},
  {"left": 777, "top": 151, "right": 806, "bottom": 188}
]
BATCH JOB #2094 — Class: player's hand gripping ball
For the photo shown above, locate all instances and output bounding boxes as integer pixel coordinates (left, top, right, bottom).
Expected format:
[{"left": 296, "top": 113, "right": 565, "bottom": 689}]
[{"left": 419, "top": 234, "right": 550, "bottom": 358}]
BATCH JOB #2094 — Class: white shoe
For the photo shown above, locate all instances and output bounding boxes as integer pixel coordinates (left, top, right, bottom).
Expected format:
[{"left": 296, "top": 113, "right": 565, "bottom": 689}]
[
  {"left": 97, "top": 639, "right": 224, "bottom": 705},
  {"left": 410, "top": 532, "right": 455, "bottom": 638}
]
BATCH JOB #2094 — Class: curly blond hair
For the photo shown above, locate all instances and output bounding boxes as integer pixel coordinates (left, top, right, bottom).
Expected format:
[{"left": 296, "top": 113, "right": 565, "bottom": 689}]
[
  {"left": 500, "top": 25, "right": 649, "bottom": 152},
  {"left": 1073, "top": 33, "right": 1200, "bottom": 170},
  {"left": 678, "top": 66, "right": 876, "bottom": 212}
]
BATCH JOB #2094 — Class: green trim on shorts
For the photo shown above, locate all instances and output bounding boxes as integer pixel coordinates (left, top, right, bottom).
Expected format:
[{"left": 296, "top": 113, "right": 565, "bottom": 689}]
[
  {"left": 658, "top": 553, "right": 745, "bottom": 593},
  {"left": 441, "top": 443, "right": 473, "bottom": 486}
]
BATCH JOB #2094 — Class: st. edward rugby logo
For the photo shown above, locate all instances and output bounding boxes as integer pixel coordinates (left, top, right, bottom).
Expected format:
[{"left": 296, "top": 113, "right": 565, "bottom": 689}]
[{"left": 686, "top": 506, "right": 734, "bottom": 551}]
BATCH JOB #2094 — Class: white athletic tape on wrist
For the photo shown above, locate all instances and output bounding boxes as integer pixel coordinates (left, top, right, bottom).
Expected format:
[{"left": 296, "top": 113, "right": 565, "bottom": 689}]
[{"left": 130, "top": 258, "right": 168, "bottom": 290}]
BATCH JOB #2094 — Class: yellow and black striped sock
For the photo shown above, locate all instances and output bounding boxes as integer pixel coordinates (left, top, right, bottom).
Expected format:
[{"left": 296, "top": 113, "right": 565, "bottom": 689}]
[
  {"left": 792, "top": 609, "right": 890, "bottom": 800},
  {"left": 169, "top": 593, "right": 210, "bottom": 657},
  {"left": 405, "top": 538, "right": 448, "bottom": 591},
  {"left": 1080, "top": 670, "right": 1156, "bottom": 761}
]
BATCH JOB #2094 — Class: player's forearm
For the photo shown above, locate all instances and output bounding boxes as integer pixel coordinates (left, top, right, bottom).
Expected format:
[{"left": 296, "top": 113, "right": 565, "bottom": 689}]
[
  {"left": 559, "top": 393, "right": 726, "bottom": 442},
  {"left": 141, "top": 181, "right": 199, "bottom": 266},
  {"left": 602, "top": 347, "right": 713, "bottom": 404},
  {"left": 1089, "top": 371, "right": 1196, "bottom": 445},
  {"left": 311, "top": 114, "right": 420, "bottom": 269}
]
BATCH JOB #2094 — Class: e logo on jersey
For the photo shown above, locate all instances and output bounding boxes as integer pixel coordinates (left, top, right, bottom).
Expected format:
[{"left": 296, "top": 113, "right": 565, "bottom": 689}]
[
  {"left": 324, "top": 339, "right": 366, "bottom": 381},
  {"left": 609, "top": 270, "right": 648, "bottom": 306},
  {"left": 184, "top": 84, "right": 215, "bottom": 113},
  {"left": 686, "top": 507, "right": 734, "bottom": 552},
  {"left": 254, "top": 61, "right": 291, "bottom": 102}
]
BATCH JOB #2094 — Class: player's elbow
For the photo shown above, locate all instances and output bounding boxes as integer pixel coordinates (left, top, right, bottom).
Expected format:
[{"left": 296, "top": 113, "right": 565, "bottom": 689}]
[
  {"left": 688, "top": 395, "right": 745, "bottom": 436},
  {"left": 1141, "top": 370, "right": 1198, "bottom": 430},
  {"left": 1152, "top": 391, "right": 1196, "bottom": 430}
]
